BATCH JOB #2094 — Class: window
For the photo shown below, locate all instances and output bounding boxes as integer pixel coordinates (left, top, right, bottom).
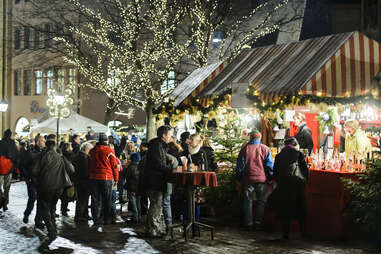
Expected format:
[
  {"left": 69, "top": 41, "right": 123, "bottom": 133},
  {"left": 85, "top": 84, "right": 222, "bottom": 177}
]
[
  {"left": 68, "top": 68, "right": 76, "bottom": 87},
  {"left": 46, "top": 69, "right": 53, "bottom": 92},
  {"left": 108, "top": 30, "right": 122, "bottom": 46},
  {"left": 212, "top": 30, "right": 223, "bottom": 47},
  {"left": 251, "top": 0, "right": 268, "bottom": 8},
  {"left": 15, "top": 0, "right": 21, "bottom": 4},
  {"left": 365, "top": 0, "right": 378, "bottom": 28},
  {"left": 15, "top": 29, "right": 21, "bottom": 50},
  {"left": 24, "top": 70, "right": 32, "bottom": 96},
  {"left": 34, "top": 70, "right": 42, "bottom": 95},
  {"left": 24, "top": 27, "right": 31, "bottom": 49},
  {"left": 14, "top": 70, "right": 22, "bottom": 96},
  {"left": 56, "top": 23, "right": 64, "bottom": 36},
  {"left": 45, "top": 24, "right": 52, "bottom": 48},
  {"left": 57, "top": 68, "right": 65, "bottom": 93},
  {"left": 161, "top": 71, "right": 176, "bottom": 94},
  {"left": 34, "top": 26, "right": 41, "bottom": 49},
  {"left": 107, "top": 68, "right": 120, "bottom": 87}
]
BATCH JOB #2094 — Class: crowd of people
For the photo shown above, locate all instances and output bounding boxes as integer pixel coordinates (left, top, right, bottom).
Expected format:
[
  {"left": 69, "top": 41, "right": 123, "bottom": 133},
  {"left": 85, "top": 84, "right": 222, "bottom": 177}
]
[
  {"left": 0, "top": 125, "right": 218, "bottom": 248},
  {"left": 0, "top": 114, "right": 370, "bottom": 248}
]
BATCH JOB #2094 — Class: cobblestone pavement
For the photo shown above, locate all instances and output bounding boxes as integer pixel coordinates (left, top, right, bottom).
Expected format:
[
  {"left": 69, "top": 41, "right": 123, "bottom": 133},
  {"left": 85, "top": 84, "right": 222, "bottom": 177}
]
[{"left": 0, "top": 181, "right": 379, "bottom": 254}]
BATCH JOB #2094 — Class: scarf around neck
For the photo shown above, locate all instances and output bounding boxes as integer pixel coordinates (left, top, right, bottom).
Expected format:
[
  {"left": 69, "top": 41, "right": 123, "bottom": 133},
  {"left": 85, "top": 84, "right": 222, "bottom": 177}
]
[{"left": 189, "top": 144, "right": 201, "bottom": 155}]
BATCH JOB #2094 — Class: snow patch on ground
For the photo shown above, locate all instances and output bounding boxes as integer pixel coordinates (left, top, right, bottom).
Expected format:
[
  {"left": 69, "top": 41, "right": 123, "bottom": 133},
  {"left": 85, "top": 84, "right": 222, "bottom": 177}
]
[
  {"left": 49, "top": 236, "right": 101, "bottom": 253},
  {"left": 116, "top": 237, "right": 160, "bottom": 254}
]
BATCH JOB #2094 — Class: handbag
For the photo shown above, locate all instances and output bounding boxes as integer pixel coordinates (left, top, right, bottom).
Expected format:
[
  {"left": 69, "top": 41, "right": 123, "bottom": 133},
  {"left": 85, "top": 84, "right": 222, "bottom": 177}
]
[
  {"left": 61, "top": 156, "right": 75, "bottom": 200},
  {"left": 291, "top": 160, "right": 306, "bottom": 183}
]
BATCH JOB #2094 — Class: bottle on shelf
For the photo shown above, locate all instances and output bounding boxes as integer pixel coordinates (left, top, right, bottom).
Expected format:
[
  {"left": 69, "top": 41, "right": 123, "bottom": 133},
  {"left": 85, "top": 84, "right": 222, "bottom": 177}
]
[
  {"left": 200, "top": 153, "right": 206, "bottom": 171},
  {"left": 187, "top": 153, "right": 193, "bottom": 172}
]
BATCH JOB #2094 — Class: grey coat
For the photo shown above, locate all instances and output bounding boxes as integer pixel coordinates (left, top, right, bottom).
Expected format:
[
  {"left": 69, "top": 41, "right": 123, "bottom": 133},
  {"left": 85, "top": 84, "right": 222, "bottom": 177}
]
[{"left": 32, "top": 149, "right": 75, "bottom": 195}]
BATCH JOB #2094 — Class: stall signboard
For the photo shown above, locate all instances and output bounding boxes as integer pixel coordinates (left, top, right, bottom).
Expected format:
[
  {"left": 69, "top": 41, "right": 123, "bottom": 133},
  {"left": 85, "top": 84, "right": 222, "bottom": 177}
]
[
  {"left": 232, "top": 83, "right": 251, "bottom": 108},
  {"left": 284, "top": 110, "right": 295, "bottom": 122}
]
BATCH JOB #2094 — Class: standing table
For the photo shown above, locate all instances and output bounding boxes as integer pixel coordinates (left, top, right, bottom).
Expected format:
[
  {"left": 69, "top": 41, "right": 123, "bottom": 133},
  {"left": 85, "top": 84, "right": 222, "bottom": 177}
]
[{"left": 167, "top": 171, "right": 218, "bottom": 241}]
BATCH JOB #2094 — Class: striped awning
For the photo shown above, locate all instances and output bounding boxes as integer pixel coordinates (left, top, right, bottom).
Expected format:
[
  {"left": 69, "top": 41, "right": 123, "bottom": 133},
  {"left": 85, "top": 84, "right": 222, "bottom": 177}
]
[
  {"left": 170, "top": 62, "right": 227, "bottom": 106},
  {"left": 171, "top": 32, "right": 381, "bottom": 109},
  {"left": 300, "top": 32, "right": 381, "bottom": 100},
  {"left": 193, "top": 31, "right": 381, "bottom": 104}
]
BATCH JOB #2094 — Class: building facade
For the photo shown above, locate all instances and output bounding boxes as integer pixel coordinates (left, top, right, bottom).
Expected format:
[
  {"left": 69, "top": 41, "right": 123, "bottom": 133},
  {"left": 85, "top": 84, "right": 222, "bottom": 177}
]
[
  {"left": 9, "top": 0, "right": 146, "bottom": 136},
  {"left": 0, "top": 0, "right": 12, "bottom": 137}
]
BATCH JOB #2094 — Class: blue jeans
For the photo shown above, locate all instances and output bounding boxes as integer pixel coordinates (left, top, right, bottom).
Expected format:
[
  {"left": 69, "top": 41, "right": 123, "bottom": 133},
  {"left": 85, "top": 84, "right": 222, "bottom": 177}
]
[
  {"left": 111, "top": 190, "right": 117, "bottom": 216},
  {"left": 243, "top": 182, "right": 267, "bottom": 226},
  {"left": 90, "top": 179, "right": 113, "bottom": 224},
  {"left": 163, "top": 194, "right": 172, "bottom": 227},
  {"left": 128, "top": 192, "right": 141, "bottom": 222}
]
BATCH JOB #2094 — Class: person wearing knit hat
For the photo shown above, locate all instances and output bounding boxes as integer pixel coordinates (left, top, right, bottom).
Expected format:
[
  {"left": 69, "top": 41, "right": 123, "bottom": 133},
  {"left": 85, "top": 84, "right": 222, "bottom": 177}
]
[
  {"left": 249, "top": 129, "right": 261, "bottom": 140},
  {"left": 236, "top": 128, "right": 273, "bottom": 231}
]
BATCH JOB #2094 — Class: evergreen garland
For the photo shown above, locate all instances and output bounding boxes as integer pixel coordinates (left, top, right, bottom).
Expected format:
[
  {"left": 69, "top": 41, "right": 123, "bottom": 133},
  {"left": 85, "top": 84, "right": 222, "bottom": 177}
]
[
  {"left": 153, "top": 88, "right": 232, "bottom": 119},
  {"left": 154, "top": 85, "right": 379, "bottom": 120},
  {"left": 246, "top": 86, "right": 380, "bottom": 112}
]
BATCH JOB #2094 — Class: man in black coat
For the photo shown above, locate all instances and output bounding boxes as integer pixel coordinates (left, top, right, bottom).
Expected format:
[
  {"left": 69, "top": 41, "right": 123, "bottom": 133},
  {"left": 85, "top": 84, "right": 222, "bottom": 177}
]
[
  {"left": 32, "top": 140, "right": 74, "bottom": 248},
  {"left": 20, "top": 134, "right": 45, "bottom": 227},
  {"left": 0, "top": 129, "right": 19, "bottom": 211},
  {"left": 293, "top": 113, "right": 314, "bottom": 155},
  {"left": 144, "top": 125, "right": 173, "bottom": 238},
  {"left": 72, "top": 142, "right": 93, "bottom": 222}
]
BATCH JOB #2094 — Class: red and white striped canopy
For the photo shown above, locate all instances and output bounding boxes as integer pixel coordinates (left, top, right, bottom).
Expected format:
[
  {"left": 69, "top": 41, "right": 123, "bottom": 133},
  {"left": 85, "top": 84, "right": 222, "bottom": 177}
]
[{"left": 300, "top": 32, "right": 381, "bottom": 99}]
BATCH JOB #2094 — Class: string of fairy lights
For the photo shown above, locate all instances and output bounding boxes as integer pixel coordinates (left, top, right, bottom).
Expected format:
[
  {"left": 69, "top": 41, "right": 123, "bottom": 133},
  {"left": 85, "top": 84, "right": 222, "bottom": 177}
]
[
  {"left": 58, "top": 0, "right": 192, "bottom": 111},
  {"left": 54, "top": 0, "right": 294, "bottom": 120}
]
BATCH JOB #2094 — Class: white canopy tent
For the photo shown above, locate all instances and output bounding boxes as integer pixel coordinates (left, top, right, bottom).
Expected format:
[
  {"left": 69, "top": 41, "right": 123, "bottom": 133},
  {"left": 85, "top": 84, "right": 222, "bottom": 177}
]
[{"left": 30, "top": 112, "right": 108, "bottom": 134}]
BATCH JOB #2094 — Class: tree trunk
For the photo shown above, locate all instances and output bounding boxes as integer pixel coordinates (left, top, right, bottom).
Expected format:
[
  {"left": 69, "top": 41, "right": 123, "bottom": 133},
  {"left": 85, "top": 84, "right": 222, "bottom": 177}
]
[
  {"left": 104, "top": 98, "right": 115, "bottom": 125},
  {"left": 146, "top": 101, "right": 156, "bottom": 141}
]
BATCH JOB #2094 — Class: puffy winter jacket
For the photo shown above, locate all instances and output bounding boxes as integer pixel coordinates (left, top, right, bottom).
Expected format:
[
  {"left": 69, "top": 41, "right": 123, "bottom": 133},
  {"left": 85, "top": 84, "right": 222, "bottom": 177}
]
[{"left": 88, "top": 144, "right": 119, "bottom": 182}]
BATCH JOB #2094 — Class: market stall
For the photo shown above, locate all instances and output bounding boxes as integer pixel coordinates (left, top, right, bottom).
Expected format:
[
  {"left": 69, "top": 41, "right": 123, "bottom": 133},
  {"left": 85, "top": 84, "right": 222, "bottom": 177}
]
[
  {"left": 30, "top": 112, "right": 108, "bottom": 134},
  {"left": 159, "top": 31, "right": 381, "bottom": 239}
]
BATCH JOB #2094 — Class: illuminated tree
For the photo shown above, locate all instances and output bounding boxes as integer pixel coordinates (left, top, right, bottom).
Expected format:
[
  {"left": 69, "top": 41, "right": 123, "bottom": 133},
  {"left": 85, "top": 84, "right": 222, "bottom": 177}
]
[
  {"left": 14, "top": 0, "right": 303, "bottom": 140},
  {"left": 52, "top": 0, "right": 192, "bottom": 139}
]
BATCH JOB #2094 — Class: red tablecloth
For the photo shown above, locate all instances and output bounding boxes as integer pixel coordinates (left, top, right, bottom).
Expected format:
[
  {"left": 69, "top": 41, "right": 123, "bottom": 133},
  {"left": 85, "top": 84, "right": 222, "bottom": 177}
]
[
  {"left": 167, "top": 171, "right": 218, "bottom": 187},
  {"left": 263, "top": 169, "right": 360, "bottom": 240},
  {"left": 306, "top": 169, "right": 359, "bottom": 239}
]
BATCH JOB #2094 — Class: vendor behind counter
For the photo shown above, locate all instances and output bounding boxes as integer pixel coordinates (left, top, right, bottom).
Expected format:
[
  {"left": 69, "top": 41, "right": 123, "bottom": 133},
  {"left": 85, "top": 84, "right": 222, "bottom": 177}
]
[{"left": 344, "top": 119, "right": 372, "bottom": 160}]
